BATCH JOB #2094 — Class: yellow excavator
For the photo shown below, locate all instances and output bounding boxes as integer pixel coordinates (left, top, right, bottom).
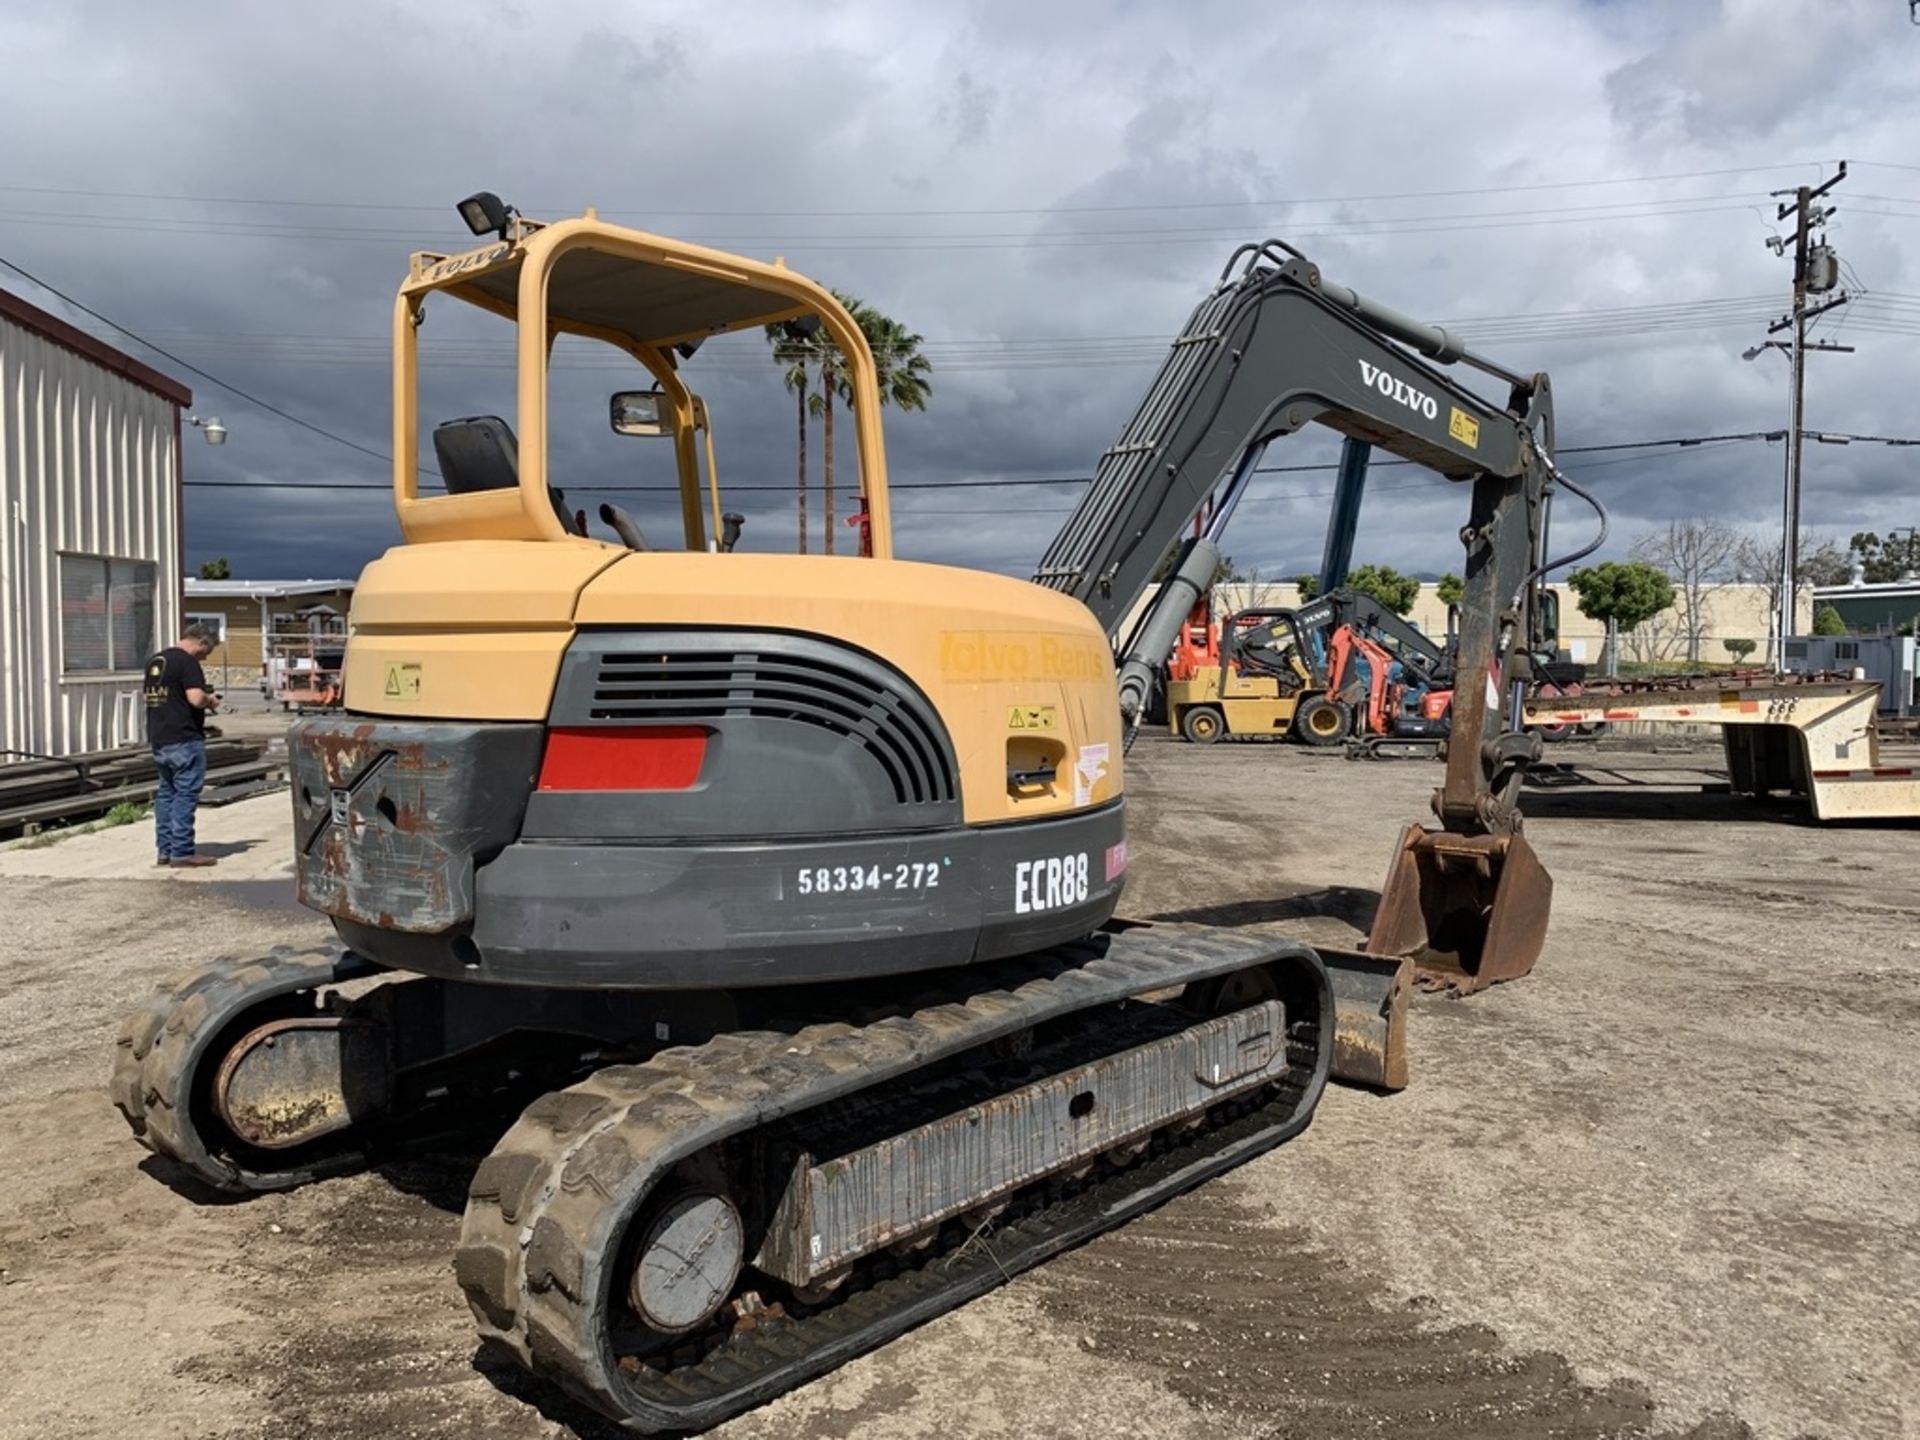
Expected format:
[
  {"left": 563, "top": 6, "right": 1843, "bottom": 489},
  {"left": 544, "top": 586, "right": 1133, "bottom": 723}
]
[{"left": 112, "top": 196, "right": 1580, "bottom": 1430}]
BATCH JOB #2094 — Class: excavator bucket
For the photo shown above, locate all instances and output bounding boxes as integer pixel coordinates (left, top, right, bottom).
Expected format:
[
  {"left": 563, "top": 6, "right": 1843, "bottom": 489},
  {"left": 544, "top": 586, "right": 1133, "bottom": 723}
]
[
  {"left": 1368, "top": 823, "right": 1553, "bottom": 995},
  {"left": 1315, "top": 946, "right": 1410, "bottom": 1091}
]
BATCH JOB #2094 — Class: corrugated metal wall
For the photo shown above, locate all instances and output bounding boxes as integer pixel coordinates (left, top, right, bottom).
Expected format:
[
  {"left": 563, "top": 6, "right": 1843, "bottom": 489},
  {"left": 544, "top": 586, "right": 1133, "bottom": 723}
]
[{"left": 0, "top": 314, "right": 182, "bottom": 759}]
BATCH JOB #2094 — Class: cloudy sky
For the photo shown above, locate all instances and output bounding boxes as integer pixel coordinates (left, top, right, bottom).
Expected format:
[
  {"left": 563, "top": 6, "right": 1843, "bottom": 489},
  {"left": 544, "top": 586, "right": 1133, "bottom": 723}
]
[{"left": 4, "top": 0, "right": 1918, "bottom": 584}]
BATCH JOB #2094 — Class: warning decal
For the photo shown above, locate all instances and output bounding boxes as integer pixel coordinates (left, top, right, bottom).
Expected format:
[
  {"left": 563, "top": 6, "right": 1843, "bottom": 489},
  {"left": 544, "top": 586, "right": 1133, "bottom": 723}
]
[{"left": 384, "top": 663, "right": 423, "bottom": 700}]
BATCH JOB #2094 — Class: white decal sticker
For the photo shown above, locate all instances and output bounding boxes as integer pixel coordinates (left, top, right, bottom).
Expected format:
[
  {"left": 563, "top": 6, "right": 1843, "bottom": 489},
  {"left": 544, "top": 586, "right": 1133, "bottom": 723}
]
[
  {"left": 1014, "top": 852, "right": 1090, "bottom": 915},
  {"left": 1074, "top": 743, "right": 1111, "bottom": 806},
  {"left": 794, "top": 860, "right": 941, "bottom": 897}
]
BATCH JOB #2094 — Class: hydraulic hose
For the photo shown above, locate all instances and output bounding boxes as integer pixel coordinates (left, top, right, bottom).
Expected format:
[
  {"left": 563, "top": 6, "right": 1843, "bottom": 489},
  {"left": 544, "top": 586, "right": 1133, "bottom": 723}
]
[{"left": 1513, "top": 454, "right": 1609, "bottom": 605}]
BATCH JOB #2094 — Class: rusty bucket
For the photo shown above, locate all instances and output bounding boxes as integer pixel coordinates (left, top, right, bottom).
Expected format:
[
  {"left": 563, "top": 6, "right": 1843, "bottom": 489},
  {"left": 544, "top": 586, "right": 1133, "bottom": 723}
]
[{"left": 1367, "top": 823, "right": 1553, "bottom": 994}]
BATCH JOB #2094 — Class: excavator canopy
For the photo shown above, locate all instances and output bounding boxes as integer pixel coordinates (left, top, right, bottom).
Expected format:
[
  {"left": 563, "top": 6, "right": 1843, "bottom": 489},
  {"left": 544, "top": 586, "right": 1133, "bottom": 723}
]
[
  {"left": 391, "top": 210, "right": 895, "bottom": 554},
  {"left": 412, "top": 227, "right": 816, "bottom": 351}
]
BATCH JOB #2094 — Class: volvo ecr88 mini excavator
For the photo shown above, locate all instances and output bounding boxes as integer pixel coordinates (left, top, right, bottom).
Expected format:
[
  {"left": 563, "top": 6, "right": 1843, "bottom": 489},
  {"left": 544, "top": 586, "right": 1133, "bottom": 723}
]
[{"left": 112, "top": 205, "right": 1575, "bottom": 1431}]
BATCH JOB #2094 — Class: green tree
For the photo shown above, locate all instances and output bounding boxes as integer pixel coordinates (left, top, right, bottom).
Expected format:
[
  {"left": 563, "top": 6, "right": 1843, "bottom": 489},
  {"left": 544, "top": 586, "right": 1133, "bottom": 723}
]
[
  {"left": 1567, "top": 561, "right": 1675, "bottom": 676},
  {"left": 1294, "top": 573, "right": 1318, "bottom": 601},
  {"left": 1342, "top": 563, "right": 1422, "bottom": 615},
  {"left": 1800, "top": 538, "right": 1853, "bottom": 588},
  {"left": 1848, "top": 530, "right": 1920, "bottom": 584},
  {"left": 198, "top": 557, "right": 231, "bottom": 580},
  {"left": 1436, "top": 572, "right": 1465, "bottom": 608},
  {"left": 1723, "top": 638, "right": 1757, "bottom": 664},
  {"left": 1811, "top": 603, "right": 1847, "bottom": 637}
]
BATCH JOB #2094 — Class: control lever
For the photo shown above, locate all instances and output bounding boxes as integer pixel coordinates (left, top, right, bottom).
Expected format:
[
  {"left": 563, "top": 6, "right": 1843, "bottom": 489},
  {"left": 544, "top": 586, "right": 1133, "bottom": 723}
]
[{"left": 598, "top": 502, "right": 649, "bottom": 552}]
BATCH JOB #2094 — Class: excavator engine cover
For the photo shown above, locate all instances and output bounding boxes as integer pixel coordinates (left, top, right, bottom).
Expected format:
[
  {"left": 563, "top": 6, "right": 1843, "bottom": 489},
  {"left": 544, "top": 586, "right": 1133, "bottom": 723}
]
[{"left": 1368, "top": 823, "right": 1552, "bottom": 994}]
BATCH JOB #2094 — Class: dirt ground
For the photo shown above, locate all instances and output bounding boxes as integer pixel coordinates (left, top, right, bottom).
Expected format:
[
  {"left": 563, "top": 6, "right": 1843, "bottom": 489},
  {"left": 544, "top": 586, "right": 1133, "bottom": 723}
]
[{"left": 1, "top": 736, "right": 1914, "bottom": 1439}]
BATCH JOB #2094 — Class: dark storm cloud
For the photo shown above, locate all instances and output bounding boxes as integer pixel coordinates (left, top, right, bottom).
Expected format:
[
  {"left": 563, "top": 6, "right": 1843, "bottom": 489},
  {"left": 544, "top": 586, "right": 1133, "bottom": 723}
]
[{"left": 2, "top": 0, "right": 1915, "bottom": 584}]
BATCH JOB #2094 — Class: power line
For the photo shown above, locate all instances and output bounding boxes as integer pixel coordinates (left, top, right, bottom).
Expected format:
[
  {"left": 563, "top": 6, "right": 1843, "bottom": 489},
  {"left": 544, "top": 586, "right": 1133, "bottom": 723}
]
[
  {"left": 183, "top": 427, "right": 1910, "bottom": 497},
  {"left": 0, "top": 201, "right": 1831, "bottom": 255},
  {"left": 133, "top": 295, "right": 1798, "bottom": 380},
  {"left": 138, "top": 293, "right": 1796, "bottom": 354},
  {"left": 0, "top": 161, "right": 1837, "bottom": 220},
  {"left": 0, "top": 190, "right": 1796, "bottom": 240},
  {"left": 0, "top": 253, "right": 405, "bottom": 472}
]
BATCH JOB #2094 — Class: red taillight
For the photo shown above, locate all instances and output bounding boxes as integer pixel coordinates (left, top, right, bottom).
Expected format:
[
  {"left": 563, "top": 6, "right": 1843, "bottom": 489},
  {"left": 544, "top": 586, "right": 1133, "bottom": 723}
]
[{"left": 537, "top": 726, "right": 709, "bottom": 791}]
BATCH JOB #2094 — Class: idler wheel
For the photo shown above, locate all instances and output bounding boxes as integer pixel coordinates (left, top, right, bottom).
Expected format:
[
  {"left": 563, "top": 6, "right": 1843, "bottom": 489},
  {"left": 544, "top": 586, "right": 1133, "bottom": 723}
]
[{"left": 626, "top": 1189, "right": 745, "bottom": 1335}]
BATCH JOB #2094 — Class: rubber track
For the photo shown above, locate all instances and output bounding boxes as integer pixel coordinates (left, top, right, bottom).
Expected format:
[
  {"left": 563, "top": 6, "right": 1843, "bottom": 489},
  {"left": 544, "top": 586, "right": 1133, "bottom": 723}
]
[
  {"left": 110, "top": 946, "right": 382, "bottom": 1192},
  {"left": 454, "top": 923, "right": 1333, "bottom": 1432}
]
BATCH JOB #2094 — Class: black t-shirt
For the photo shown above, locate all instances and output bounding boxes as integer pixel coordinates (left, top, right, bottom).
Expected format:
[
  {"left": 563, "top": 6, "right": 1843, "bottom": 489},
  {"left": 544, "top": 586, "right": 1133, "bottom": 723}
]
[{"left": 144, "top": 648, "right": 208, "bottom": 748}]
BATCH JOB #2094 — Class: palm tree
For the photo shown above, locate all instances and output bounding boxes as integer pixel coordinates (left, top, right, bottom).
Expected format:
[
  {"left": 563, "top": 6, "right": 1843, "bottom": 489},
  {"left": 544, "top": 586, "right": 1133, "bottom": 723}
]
[
  {"left": 764, "top": 321, "right": 821, "bottom": 553},
  {"left": 828, "top": 300, "right": 932, "bottom": 553},
  {"left": 767, "top": 294, "right": 933, "bottom": 556},
  {"left": 849, "top": 306, "right": 933, "bottom": 415},
  {"left": 813, "top": 288, "right": 862, "bottom": 555}
]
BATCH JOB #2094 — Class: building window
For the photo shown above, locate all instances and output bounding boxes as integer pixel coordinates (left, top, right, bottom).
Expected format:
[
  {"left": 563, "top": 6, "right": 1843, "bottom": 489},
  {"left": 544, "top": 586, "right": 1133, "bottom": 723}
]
[
  {"left": 185, "top": 611, "right": 228, "bottom": 644},
  {"left": 60, "top": 554, "right": 156, "bottom": 673},
  {"left": 1835, "top": 641, "right": 1859, "bottom": 661}
]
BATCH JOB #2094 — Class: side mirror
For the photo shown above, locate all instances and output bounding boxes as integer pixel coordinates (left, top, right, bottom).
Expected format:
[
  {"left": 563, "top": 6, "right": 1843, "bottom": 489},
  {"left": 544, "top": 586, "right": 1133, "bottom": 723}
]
[{"left": 610, "top": 390, "right": 674, "bottom": 438}]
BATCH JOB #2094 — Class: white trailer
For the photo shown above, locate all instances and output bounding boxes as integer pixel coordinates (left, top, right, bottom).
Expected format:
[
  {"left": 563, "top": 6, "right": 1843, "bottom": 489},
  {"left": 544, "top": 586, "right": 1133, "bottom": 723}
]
[{"left": 1524, "top": 676, "right": 1919, "bottom": 822}]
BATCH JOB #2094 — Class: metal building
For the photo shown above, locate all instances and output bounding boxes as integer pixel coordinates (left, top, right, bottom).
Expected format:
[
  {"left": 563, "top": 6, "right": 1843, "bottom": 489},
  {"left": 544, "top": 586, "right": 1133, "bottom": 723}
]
[{"left": 0, "top": 287, "right": 191, "bottom": 760}]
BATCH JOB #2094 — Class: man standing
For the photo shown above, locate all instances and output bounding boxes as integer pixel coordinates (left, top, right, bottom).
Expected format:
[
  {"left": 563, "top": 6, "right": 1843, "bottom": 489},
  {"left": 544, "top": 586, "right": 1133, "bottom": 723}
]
[{"left": 143, "top": 623, "right": 222, "bottom": 868}]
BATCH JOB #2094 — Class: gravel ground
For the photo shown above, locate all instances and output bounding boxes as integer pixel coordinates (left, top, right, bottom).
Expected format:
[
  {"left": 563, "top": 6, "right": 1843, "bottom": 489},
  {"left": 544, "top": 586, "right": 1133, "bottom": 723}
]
[{"left": 0, "top": 738, "right": 1913, "bottom": 1439}]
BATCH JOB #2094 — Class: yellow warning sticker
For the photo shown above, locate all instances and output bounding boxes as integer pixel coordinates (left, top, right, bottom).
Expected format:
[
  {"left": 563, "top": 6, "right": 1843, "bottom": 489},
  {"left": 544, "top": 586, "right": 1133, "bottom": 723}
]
[
  {"left": 1449, "top": 407, "right": 1480, "bottom": 448},
  {"left": 1007, "top": 704, "right": 1056, "bottom": 731},
  {"left": 383, "top": 662, "right": 423, "bottom": 700}
]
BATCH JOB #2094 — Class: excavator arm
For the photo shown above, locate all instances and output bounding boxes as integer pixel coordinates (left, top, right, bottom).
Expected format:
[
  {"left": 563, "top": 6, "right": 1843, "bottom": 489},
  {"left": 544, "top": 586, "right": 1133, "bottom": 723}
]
[
  {"left": 1034, "top": 240, "right": 1553, "bottom": 835},
  {"left": 1036, "top": 241, "right": 1566, "bottom": 1040}
]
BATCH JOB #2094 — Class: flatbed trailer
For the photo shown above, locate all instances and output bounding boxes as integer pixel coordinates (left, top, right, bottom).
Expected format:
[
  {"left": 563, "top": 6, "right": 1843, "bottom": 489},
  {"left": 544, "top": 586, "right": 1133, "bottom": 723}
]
[{"left": 1522, "top": 674, "right": 1920, "bottom": 821}]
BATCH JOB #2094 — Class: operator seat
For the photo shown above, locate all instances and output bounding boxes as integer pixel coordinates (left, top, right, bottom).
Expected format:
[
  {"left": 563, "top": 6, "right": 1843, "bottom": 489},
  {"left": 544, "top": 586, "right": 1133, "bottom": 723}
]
[{"left": 432, "top": 415, "right": 583, "bottom": 535}]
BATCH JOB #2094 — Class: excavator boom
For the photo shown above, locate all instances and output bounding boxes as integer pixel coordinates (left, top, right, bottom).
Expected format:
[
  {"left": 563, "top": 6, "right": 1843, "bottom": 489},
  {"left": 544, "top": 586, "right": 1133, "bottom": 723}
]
[{"left": 1036, "top": 240, "right": 1563, "bottom": 997}]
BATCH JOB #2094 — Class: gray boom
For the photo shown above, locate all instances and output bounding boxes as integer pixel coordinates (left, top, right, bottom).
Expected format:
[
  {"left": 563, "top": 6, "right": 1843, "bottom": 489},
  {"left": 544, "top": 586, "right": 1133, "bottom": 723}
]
[{"left": 1032, "top": 242, "right": 1558, "bottom": 837}]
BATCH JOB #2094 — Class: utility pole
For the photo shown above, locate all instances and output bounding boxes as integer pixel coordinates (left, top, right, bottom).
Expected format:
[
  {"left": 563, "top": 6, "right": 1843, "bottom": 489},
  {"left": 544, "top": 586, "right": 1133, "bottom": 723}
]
[{"left": 1754, "top": 161, "right": 1851, "bottom": 659}]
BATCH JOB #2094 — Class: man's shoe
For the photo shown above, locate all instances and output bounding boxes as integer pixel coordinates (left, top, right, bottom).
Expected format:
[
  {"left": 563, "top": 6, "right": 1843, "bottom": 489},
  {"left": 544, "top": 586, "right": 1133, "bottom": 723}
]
[
  {"left": 155, "top": 856, "right": 171, "bottom": 867},
  {"left": 170, "top": 855, "right": 218, "bottom": 869}
]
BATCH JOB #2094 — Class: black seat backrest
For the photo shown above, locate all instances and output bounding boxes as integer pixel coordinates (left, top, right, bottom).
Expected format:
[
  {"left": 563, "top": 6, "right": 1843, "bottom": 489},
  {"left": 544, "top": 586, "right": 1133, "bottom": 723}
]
[
  {"left": 431, "top": 413, "right": 586, "bottom": 535},
  {"left": 433, "top": 415, "right": 519, "bottom": 494}
]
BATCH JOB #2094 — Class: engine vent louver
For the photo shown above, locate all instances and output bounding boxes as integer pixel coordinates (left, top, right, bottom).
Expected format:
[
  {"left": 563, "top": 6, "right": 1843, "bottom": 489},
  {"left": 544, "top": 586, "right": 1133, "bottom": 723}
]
[{"left": 589, "top": 644, "right": 957, "bottom": 807}]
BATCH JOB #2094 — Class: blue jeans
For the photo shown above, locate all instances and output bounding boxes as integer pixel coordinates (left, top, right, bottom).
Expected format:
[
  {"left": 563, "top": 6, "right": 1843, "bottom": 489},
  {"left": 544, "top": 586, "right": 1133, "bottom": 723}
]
[{"left": 153, "top": 740, "right": 208, "bottom": 860}]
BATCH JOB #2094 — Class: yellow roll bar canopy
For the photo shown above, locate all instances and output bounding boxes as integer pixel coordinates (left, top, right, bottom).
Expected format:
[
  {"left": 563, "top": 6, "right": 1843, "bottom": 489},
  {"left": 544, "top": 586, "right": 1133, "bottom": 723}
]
[{"left": 392, "top": 208, "right": 892, "bottom": 557}]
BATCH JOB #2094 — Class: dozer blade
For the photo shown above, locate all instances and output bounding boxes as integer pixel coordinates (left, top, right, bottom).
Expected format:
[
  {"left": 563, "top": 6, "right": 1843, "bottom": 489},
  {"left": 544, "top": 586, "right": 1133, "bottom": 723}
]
[
  {"left": 1367, "top": 822, "right": 1553, "bottom": 995},
  {"left": 1315, "top": 946, "right": 1410, "bottom": 1091}
]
